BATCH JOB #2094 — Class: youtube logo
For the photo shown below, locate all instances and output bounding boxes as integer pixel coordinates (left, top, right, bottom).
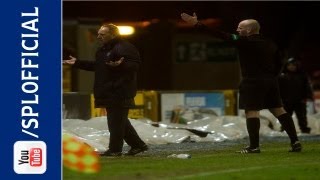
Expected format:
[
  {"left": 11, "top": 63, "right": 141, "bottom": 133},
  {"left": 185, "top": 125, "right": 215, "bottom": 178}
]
[{"left": 14, "top": 141, "right": 47, "bottom": 174}]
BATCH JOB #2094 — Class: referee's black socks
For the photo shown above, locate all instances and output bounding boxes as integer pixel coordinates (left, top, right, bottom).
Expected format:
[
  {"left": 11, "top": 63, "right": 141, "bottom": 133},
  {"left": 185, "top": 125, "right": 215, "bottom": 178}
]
[
  {"left": 277, "top": 113, "right": 299, "bottom": 144},
  {"left": 246, "top": 118, "right": 260, "bottom": 148}
]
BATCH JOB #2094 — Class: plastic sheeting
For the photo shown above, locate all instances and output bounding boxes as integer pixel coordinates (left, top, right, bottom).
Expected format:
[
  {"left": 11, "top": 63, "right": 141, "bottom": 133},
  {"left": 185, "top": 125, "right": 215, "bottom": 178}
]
[{"left": 63, "top": 112, "right": 320, "bottom": 153}]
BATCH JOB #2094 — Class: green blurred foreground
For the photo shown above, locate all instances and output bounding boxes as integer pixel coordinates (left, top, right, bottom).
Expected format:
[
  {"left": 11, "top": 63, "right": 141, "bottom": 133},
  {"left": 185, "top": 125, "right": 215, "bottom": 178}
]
[{"left": 64, "top": 141, "right": 320, "bottom": 180}]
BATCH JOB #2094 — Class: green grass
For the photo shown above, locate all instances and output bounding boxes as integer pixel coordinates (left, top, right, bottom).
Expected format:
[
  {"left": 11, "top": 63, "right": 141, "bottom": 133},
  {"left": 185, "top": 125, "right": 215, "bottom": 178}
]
[{"left": 63, "top": 141, "right": 320, "bottom": 180}]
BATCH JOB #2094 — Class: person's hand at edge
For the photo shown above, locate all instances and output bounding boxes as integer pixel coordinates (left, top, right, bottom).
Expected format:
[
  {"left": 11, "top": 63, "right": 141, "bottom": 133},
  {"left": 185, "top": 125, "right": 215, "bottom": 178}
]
[
  {"left": 63, "top": 55, "right": 77, "bottom": 65},
  {"left": 181, "top": 12, "right": 198, "bottom": 26}
]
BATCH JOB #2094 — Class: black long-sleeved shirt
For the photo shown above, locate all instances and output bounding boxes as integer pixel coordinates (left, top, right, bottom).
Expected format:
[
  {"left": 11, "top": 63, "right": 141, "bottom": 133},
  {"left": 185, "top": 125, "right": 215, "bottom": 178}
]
[
  {"left": 196, "top": 22, "right": 282, "bottom": 78},
  {"left": 73, "top": 37, "right": 140, "bottom": 107}
]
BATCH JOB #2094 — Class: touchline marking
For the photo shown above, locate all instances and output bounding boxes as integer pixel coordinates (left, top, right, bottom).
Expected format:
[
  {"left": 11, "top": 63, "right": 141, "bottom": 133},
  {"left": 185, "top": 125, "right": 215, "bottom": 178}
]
[{"left": 175, "top": 162, "right": 320, "bottom": 179}]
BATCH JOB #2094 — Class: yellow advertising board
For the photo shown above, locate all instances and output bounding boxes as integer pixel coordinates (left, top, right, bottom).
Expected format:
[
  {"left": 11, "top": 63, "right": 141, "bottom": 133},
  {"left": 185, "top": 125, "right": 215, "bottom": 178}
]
[{"left": 91, "top": 91, "right": 159, "bottom": 121}]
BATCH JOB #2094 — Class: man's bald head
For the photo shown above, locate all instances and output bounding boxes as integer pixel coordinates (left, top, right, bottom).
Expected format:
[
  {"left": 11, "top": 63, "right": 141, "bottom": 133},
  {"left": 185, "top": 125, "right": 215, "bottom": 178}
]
[{"left": 237, "top": 19, "right": 260, "bottom": 36}]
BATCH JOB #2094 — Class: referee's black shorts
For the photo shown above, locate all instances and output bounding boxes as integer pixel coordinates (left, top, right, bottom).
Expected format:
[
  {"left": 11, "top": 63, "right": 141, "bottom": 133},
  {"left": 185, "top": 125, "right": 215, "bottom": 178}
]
[{"left": 239, "top": 77, "right": 283, "bottom": 111}]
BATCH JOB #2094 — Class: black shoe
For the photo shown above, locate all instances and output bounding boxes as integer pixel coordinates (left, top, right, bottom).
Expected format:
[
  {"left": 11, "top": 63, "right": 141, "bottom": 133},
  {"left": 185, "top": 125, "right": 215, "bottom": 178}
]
[
  {"left": 301, "top": 127, "right": 311, "bottom": 134},
  {"left": 289, "top": 141, "right": 302, "bottom": 152},
  {"left": 125, "top": 144, "right": 148, "bottom": 156},
  {"left": 101, "top": 150, "right": 122, "bottom": 157},
  {"left": 236, "top": 146, "right": 260, "bottom": 154}
]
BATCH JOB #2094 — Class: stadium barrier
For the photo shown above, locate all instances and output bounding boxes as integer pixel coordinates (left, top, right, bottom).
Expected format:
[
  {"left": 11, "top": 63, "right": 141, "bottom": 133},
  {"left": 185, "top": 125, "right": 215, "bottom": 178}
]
[{"left": 63, "top": 90, "right": 237, "bottom": 122}]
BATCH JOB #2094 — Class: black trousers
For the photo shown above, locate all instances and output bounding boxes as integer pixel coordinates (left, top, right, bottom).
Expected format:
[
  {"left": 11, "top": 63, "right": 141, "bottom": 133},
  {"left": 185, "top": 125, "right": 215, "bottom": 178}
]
[
  {"left": 283, "top": 102, "right": 309, "bottom": 131},
  {"left": 106, "top": 107, "right": 145, "bottom": 152}
]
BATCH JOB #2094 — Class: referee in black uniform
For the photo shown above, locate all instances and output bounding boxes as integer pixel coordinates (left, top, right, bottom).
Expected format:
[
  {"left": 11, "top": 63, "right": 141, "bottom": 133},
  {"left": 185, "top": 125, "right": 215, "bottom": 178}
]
[{"left": 181, "top": 12, "right": 302, "bottom": 153}]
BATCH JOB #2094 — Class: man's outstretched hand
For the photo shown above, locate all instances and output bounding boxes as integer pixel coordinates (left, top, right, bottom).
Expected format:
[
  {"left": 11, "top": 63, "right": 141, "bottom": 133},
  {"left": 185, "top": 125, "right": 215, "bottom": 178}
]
[
  {"left": 63, "top": 55, "right": 77, "bottom": 65},
  {"left": 106, "top": 57, "right": 124, "bottom": 67},
  {"left": 181, "top": 12, "right": 198, "bottom": 25}
]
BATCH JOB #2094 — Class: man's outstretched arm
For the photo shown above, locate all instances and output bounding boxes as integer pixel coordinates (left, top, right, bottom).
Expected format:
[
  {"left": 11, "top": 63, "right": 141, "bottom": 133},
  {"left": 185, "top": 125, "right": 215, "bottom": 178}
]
[
  {"left": 180, "top": 12, "right": 238, "bottom": 41},
  {"left": 63, "top": 55, "right": 95, "bottom": 71}
]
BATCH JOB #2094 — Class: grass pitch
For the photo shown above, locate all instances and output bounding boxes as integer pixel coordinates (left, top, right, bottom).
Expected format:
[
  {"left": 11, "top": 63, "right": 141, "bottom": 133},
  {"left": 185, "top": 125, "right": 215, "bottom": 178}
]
[{"left": 63, "top": 141, "right": 320, "bottom": 180}]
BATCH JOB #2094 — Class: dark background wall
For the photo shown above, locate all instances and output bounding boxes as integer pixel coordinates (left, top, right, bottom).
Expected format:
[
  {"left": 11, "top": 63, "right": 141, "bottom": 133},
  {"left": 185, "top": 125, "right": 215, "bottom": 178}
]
[{"left": 63, "top": 1, "right": 320, "bottom": 91}]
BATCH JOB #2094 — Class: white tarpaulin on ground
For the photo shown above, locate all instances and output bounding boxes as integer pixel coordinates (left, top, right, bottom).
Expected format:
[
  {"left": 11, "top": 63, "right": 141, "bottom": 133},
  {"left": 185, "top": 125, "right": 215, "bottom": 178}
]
[{"left": 63, "top": 112, "right": 320, "bottom": 153}]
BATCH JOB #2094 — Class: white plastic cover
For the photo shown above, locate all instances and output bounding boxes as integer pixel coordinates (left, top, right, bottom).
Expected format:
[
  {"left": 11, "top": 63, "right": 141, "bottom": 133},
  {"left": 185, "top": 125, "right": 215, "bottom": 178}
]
[{"left": 63, "top": 111, "right": 320, "bottom": 153}]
